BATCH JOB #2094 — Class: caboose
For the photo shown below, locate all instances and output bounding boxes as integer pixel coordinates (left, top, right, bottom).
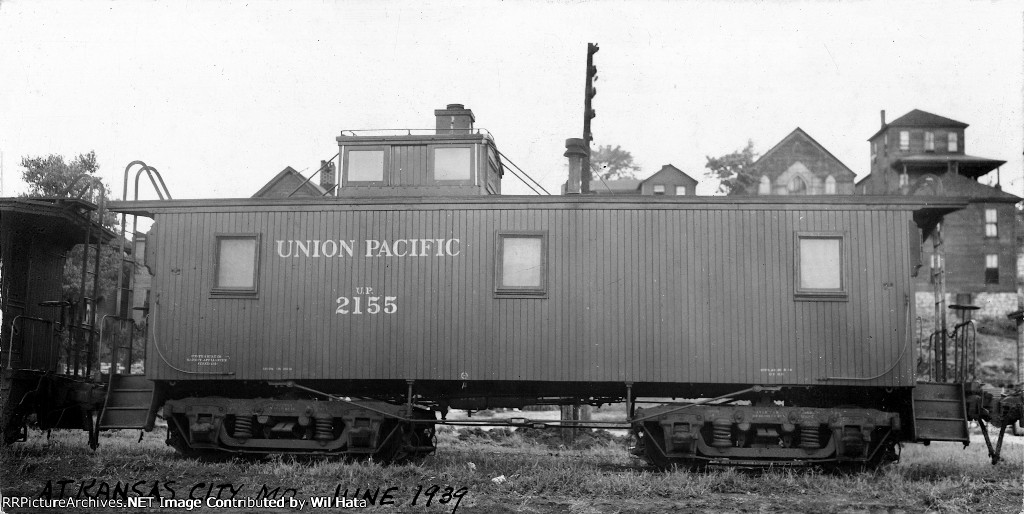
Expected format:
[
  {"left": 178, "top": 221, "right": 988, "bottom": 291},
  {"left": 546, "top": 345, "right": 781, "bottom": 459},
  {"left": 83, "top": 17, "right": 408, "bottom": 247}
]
[
  {"left": 0, "top": 196, "right": 113, "bottom": 447},
  {"left": 100, "top": 105, "right": 1019, "bottom": 467}
]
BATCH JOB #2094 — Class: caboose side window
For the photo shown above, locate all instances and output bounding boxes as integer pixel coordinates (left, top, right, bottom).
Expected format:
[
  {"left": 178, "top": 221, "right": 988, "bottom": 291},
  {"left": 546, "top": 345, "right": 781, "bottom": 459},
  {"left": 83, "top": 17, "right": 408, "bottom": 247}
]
[
  {"left": 213, "top": 234, "right": 260, "bottom": 297},
  {"left": 431, "top": 147, "right": 473, "bottom": 181},
  {"left": 795, "top": 233, "right": 847, "bottom": 300},
  {"left": 495, "top": 232, "right": 547, "bottom": 298},
  {"left": 345, "top": 148, "right": 386, "bottom": 183}
]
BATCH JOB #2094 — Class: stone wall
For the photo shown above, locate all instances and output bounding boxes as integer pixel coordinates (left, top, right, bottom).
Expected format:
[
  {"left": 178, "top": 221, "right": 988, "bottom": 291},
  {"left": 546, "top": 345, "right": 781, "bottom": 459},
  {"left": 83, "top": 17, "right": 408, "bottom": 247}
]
[{"left": 915, "top": 291, "right": 1020, "bottom": 320}]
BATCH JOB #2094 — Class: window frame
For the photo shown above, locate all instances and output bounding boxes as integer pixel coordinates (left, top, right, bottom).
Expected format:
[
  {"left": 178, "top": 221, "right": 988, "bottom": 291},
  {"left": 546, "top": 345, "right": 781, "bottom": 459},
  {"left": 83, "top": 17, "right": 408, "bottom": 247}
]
[
  {"left": 428, "top": 144, "right": 477, "bottom": 184},
  {"left": 924, "top": 131, "right": 935, "bottom": 151},
  {"left": 984, "top": 254, "right": 999, "bottom": 284},
  {"left": 342, "top": 146, "right": 390, "bottom": 186},
  {"left": 984, "top": 208, "right": 998, "bottom": 238},
  {"left": 787, "top": 176, "right": 807, "bottom": 195},
  {"left": 948, "top": 132, "right": 958, "bottom": 152},
  {"left": 652, "top": 184, "right": 665, "bottom": 195},
  {"left": 794, "top": 232, "right": 848, "bottom": 301},
  {"left": 675, "top": 185, "right": 687, "bottom": 196},
  {"left": 211, "top": 233, "right": 261, "bottom": 298},
  {"left": 494, "top": 231, "right": 548, "bottom": 298},
  {"left": 824, "top": 175, "right": 836, "bottom": 194},
  {"left": 899, "top": 131, "right": 909, "bottom": 151}
]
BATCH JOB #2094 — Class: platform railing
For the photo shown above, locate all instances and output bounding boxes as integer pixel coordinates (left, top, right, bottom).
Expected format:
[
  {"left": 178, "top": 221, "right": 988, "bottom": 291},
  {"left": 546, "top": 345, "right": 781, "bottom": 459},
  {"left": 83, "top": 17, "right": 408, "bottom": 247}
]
[
  {"left": 920, "top": 316, "right": 977, "bottom": 383},
  {"left": 99, "top": 315, "right": 141, "bottom": 376}
]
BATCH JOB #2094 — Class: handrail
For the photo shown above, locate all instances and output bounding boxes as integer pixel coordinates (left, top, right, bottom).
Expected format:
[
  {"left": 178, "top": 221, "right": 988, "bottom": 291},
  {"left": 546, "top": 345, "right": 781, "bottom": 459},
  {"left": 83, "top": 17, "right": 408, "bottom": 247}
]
[
  {"left": 922, "top": 318, "right": 977, "bottom": 383},
  {"left": 338, "top": 128, "right": 494, "bottom": 138},
  {"left": 110, "top": 160, "right": 171, "bottom": 377},
  {"left": 98, "top": 314, "right": 138, "bottom": 375}
]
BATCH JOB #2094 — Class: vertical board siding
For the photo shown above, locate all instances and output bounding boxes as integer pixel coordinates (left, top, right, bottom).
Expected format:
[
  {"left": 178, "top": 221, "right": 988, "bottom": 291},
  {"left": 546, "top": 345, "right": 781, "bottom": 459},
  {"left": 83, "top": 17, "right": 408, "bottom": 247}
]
[{"left": 149, "top": 203, "right": 915, "bottom": 388}]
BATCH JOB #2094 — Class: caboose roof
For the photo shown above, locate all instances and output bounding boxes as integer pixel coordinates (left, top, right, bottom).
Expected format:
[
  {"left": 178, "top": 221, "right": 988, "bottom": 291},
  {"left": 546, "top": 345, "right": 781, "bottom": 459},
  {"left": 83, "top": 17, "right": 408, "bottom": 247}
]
[
  {"left": 110, "top": 195, "right": 967, "bottom": 222},
  {"left": 0, "top": 197, "right": 116, "bottom": 245}
]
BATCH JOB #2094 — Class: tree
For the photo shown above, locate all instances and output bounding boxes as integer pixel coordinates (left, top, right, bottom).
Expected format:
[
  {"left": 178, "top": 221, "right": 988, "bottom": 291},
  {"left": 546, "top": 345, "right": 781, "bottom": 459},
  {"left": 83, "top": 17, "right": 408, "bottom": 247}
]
[
  {"left": 20, "top": 152, "right": 122, "bottom": 306},
  {"left": 20, "top": 152, "right": 101, "bottom": 197},
  {"left": 590, "top": 144, "right": 641, "bottom": 181},
  {"left": 704, "top": 140, "right": 759, "bottom": 195}
]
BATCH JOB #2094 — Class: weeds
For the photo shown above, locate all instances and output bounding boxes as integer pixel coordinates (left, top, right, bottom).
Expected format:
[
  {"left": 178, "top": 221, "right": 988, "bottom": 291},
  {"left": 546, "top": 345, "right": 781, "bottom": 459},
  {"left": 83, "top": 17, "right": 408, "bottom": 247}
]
[{"left": 2, "top": 427, "right": 1021, "bottom": 513}]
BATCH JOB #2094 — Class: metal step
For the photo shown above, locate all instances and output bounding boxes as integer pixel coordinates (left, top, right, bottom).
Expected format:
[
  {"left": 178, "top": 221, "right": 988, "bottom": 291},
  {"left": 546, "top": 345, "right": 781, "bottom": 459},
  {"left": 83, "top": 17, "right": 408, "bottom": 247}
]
[
  {"left": 912, "top": 382, "right": 969, "bottom": 443},
  {"left": 98, "top": 374, "right": 154, "bottom": 430}
]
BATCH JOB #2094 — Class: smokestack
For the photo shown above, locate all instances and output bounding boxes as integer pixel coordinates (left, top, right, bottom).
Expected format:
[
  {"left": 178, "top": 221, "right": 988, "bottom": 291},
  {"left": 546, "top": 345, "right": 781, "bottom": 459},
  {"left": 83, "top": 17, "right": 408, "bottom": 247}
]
[
  {"left": 880, "top": 109, "right": 886, "bottom": 127},
  {"left": 319, "top": 160, "right": 336, "bottom": 195},
  {"left": 564, "top": 138, "right": 587, "bottom": 194},
  {"left": 435, "top": 104, "right": 475, "bottom": 134}
]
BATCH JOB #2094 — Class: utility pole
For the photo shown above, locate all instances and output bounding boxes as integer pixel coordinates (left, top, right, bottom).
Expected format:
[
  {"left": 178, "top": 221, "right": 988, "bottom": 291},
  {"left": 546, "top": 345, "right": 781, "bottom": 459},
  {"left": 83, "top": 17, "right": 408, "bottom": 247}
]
[
  {"left": 933, "top": 223, "right": 947, "bottom": 381},
  {"left": 582, "top": 43, "right": 598, "bottom": 194}
]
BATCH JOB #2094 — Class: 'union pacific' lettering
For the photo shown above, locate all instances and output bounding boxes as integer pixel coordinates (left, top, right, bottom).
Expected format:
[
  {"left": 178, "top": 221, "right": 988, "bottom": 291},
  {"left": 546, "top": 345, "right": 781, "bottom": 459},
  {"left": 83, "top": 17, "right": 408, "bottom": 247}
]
[
  {"left": 276, "top": 240, "right": 356, "bottom": 258},
  {"left": 275, "top": 239, "right": 460, "bottom": 258}
]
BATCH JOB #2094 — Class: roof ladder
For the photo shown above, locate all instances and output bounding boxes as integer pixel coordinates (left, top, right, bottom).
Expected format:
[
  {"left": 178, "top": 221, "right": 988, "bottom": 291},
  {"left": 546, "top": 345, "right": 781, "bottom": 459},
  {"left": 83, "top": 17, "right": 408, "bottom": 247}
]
[{"left": 95, "top": 161, "right": 171, "bottom": 442}]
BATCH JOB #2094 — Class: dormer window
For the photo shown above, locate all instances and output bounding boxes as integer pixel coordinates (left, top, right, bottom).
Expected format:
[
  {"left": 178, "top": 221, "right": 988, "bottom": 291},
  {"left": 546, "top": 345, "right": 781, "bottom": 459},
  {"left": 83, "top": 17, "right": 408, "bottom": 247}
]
[
  {"left": 653, "top": 185, "right": 665, "bottom": 195},
  {"left": 924, "top": 132, "right": 934, "bottom": 151},
  {"left": 948, "top": 133, "right": 958, "bottom": 152},
  {"left": 899, "top": 131, "right": 909, "bottom": 151}
]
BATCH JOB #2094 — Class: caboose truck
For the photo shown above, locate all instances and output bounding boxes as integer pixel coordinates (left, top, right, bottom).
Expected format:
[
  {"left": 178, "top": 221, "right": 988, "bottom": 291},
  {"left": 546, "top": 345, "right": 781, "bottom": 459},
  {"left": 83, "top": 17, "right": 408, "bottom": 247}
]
[{"left": 9, "top": 105, "right": 1021, "bottom": 468}]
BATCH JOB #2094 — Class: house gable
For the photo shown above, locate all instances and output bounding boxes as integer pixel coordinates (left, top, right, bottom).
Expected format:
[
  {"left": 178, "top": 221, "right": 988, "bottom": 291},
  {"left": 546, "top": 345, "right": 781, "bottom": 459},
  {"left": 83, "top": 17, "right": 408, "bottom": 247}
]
[
  {"left": 253, "top": 167, "right": 327, "bottom": 198},
  {"left": 639, "top": 164, "right": 698, "bottom": 195}
]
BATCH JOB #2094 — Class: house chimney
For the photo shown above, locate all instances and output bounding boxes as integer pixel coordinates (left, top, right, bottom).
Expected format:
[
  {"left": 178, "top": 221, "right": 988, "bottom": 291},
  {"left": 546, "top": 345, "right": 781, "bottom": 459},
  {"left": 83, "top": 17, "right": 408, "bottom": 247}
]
[
  {"left": 564, "top": 138, "right": 587, "bottom": 194},
  {"left": 319, "top": 159, "right": 336, "bottom": 195},
  {"left": 880, "top": 109, "right": 886, "bottom": 127},
  {"left": 435, "top": 104, "right": 475, "bottom": 134}
]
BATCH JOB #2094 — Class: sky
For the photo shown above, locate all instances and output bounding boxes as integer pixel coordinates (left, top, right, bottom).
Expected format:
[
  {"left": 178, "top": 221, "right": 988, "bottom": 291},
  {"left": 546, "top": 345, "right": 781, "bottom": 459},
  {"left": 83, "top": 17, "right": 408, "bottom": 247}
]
[{"left": 0, "top": 0, "right": 1021, "bottom": 200}]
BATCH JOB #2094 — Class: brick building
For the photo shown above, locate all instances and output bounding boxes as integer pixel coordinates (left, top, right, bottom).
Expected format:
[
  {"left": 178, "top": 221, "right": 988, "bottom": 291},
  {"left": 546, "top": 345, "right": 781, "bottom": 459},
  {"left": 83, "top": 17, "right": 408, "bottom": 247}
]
[
  {"left": 856, "top": 109, "right": 1020, "bottom": 316},
  {"left": 749, "top": 128, "right": 857, "bottom": 196}
]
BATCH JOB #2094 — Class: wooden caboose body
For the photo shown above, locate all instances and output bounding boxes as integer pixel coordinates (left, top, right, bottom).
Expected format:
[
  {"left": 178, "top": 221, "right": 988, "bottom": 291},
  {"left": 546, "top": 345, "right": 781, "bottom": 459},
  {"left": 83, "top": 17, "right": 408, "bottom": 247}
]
[
  {"left": 124, "top": 196, "right": 955, "bottom": 397},
  {"left": 113, "top": 194, "right": 972, "bottom": 465}
]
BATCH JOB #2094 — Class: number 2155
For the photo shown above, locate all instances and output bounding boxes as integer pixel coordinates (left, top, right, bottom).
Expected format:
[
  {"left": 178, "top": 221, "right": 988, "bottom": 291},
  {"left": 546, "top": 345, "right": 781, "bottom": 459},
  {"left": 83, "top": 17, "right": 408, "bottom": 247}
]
[{"left": 336, "top": 296, "right": 397, "bottom": 315}]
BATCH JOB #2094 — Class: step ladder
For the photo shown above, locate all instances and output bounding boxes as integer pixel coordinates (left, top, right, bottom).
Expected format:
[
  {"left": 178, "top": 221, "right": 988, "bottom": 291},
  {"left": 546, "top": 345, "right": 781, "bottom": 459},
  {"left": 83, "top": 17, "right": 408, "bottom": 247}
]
[
  {"left": 912, "top": 382, "right": 969, "bottom": 443},
  {"left": 97, "top": 374, "right": 155, "bottom": 430}
]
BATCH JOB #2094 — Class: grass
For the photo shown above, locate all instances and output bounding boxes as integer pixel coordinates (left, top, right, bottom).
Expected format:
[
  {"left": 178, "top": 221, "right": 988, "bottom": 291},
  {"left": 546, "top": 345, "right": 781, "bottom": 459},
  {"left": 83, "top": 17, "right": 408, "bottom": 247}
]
[{"left": 1, "top": 424, "right": 1021, "bottom": 513}]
